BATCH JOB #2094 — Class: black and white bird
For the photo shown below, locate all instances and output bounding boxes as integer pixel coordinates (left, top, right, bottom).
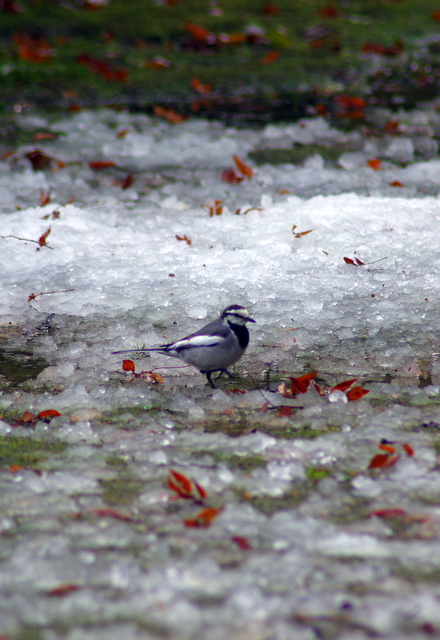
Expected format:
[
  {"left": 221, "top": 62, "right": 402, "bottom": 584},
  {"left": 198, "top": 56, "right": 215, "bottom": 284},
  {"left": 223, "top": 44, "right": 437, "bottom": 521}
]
[{"left": 112, "top": 304, "right": 255, "bottom": 388}]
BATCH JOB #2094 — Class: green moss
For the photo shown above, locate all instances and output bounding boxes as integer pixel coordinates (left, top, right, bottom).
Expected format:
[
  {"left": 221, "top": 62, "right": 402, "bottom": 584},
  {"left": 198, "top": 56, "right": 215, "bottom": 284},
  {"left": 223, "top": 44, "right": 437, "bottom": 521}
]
[
  {"left": 0, "top": 435, "right": 67, "bottom": 469},
  {"left": 305, "top": 466, "right": 333, "bottom": 482},
  {"left": 100, "top": 474, "right": 144, "bottom": 506},
  {"left": 192, "top": 450, "right": 267, "bottom": 471}
]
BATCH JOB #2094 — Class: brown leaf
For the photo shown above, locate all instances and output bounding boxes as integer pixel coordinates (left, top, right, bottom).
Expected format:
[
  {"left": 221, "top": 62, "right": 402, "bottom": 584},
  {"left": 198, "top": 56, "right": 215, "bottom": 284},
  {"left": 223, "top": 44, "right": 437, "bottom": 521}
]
[
  {"left": 153, "top": 105, "right": 187, "bottom": 123},
  {"left": 47, "top": 584, "right": 82, "bottom": 597},
  {"left": 25, "top": 149, "right": 52, "bottom": 170},
  {"left": 176, "top": 234, "right": 192, "bottom": 245},
  {"left": 260, "top": 50, "right": 279, "bottom": 65},
  {"left": 221, "top": 168, "right": 243, "bottom": 183},
  {"left": 89, "top": 160, "right": 115, "bottom": 170},
  {"left": 233, "top": 155, "right": 253, "bottom": 178}
]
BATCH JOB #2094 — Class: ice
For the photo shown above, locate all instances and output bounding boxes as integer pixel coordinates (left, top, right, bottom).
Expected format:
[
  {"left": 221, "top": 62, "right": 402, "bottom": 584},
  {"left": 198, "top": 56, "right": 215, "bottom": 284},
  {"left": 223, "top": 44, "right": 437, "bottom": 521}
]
[{"left": 2, "top": 105, "right": 440, "bottom": 640}]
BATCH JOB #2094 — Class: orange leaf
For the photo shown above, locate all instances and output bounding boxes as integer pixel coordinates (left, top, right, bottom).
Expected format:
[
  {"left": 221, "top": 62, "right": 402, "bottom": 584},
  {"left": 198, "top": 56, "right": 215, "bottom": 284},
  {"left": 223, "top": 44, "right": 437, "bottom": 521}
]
[
  {"left": 185, "top": 22, "right": 209, "bottom": 42},
  {"left": 37, "top": 409, "right": 61, "bottom": 420},
  {"left": 184, "top": 507, "right": 220, "bottom": 528},
  {"left": 38, "top": 227, "right": 51, "bottom": 247},
  {"left": 89, "top": 160, "right": 115, "bottom": 170},
  {"left": 39, "top": 189, "right": 51, "bottom": 206},
  {"left": 153, "top": 105, "right": 187, "bottom": 123},
  {"left": 175, "top": 234, "right": 192, "bottom": 245},
  {"left": 22, "top": 410, "right": 36, "bottom": 422},
  {"left": 367, "top": 158, "right": 381, "bottom": 171},
  {"left": 9, "top": 463, "right": 22, "bottom": 473},
  {"left": 368, "top": 453, "right": 400, "bottom": 469},
  {"left": 233, "top": 155, "right": 253, "bottom": 178},
  {"left": 378, "top": 441, "right": 396, "bottom": 453},
  {"left": 260, "top": 50, "right": 279, "bottom": 65},
  {"left": 116, "top": 128, "right": 131, "bottom": 139},
  {"left": 331, "top": 378, "right": 357, "bottom": 393},
  {"left": 346, "top": 386, "right": 369, "bottom": 401},
  {"left": 145, "top": 56, "right": 171, "bottom": 69},
  {"left": 122, "top": 359, "right": 135, "bottom": 373},
  {"left": 289, "top": 372, "right": 317, "bottom": 395},
  {"left": 389, "top": 180, "right": 403, "bottom": 187},
  {"left": 190, "top": 77, "right": 211, "bottom": 94},
  {"left": 47, "top": 584, "right": 82, "bottom": 597}
]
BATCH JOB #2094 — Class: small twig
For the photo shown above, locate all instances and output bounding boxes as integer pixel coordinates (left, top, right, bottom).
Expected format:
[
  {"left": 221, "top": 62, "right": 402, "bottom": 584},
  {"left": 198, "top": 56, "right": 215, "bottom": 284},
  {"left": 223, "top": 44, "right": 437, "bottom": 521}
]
[
  {"left": 0, "top": 234, "right": 53, "bottom": 249},
  {"left": 27, "top": 288, "right": 75, "bottom": 302}
]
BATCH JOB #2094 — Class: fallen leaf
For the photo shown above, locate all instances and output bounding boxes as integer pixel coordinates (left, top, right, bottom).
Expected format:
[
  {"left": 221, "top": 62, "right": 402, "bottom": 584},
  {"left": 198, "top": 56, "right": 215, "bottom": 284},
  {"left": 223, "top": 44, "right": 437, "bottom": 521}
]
[
  {"left": 121, "top": 174, "right": 133, "bottom": 190},
  {"left": 221, "top": 168, "right": 243, "bottom": 183},
  {"left": 190, "top": 77, "right": 211, "bottom": 94},
  {"left": 389, "top": 180, "right": 403, "bottom": 187},
  {"left": 331, "top": 379, "right": 358, "bottom": 393},
  {"left": 38, "top": 227, "right": 51, "bottom": 247},
  {"left": 278, "top": 405, "right": 292, "bottom": 417},
  {"left": 167, "top": 469, "right": 206, "bottom": 502},
  {"left": 145, "top": 56, "right": 172, "bottom": 69},
  {"left": 346, "top": 386, "right": 369, "bottom": 401},
  {"left": 184, "top": 507, "right": 220, "bottom": 528},
  {"left": 22, "top": 410, "right": 36, "bottom": 422},
  {"left": 176, "top": 234, "right": 192, "bottom": 245},
  {"left": 289, "top": 372, "right": 317, "bottom": 395},
  {"left": 185, "top": 22, "right": 210, "bottom": 42},
  {"left": 39, "top": 189, "right": 51, "bottom": 206},
  {"left": 260, "top": 50, "right": 279, "bottom": 65},
  {"left": 88, "top": 508, "right": 137, "bottom": 522},
  {"left": 25, "top": 149, "right": 52, "bottom": 170},
  {"left": 37, "top": 409, "right": 61, "bottom": 421},
  {"left": 231, "top": 536, "right": 251, "bottom": 549},
  {"left": 402, "top": 443, "right": 414, "bottom": 456},
  {"left": 368, "top": 452, "right": 400, "bottom": 469},
  {"left": 367, "top": 158, "right": 381, "bottom": 171},
  {"left": 122, "top": 359, "right": 136, "bottom": 373},
  {"left": 233, "top": 155, "right": 253, "bottom": 178},
  {"left": 47, "top": 584, "right": 82, "bottom": 597},
  {"left": 153, "top": 105, "right": 187, "bottom": 123},
  {"left": 343, "top": 256, "right": 355, "bottom": 265},
  {"left": 89, "top": 160, "right": 115, "bottom": 170},
  {"left": 367, "top": 508, "right": 407, "bottom": 518}
]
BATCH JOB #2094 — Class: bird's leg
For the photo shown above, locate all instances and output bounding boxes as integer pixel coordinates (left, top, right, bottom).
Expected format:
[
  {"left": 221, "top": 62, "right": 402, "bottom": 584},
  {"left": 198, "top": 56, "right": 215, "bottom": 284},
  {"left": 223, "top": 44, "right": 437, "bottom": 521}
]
[
  {"left": 215, "top": 368, "right": 233, "bottom": 380},
  {"left": 204, "top": 371, "right": 216, "bottom": 389}
]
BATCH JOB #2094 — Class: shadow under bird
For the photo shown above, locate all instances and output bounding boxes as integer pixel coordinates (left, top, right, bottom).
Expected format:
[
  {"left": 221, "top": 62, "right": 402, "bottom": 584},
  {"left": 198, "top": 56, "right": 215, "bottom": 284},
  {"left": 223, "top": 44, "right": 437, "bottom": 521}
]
[{"left": 112, "top": 304, "right": 255, "bottom": 388}]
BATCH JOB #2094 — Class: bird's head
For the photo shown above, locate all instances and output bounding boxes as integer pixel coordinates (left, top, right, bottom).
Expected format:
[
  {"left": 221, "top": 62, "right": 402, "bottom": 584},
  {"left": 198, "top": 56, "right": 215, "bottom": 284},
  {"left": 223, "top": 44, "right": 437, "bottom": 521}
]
[{"left": 221, "top": 305, "right": 255, "bottom": 326}]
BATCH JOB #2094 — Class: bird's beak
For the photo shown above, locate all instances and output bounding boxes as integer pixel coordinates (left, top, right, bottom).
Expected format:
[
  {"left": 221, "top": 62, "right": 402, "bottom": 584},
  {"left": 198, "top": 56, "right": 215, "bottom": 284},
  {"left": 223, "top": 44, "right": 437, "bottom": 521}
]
[{"left": 247, "top": 317, "right": 256, "bottom": 323}]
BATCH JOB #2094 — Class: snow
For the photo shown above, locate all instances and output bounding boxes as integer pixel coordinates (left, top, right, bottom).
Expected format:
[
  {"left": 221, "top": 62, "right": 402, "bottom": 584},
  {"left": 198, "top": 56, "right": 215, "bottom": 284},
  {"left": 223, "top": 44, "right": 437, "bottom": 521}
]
[{"left": 1, "top": 105, "right": 440, "bottom": 639}]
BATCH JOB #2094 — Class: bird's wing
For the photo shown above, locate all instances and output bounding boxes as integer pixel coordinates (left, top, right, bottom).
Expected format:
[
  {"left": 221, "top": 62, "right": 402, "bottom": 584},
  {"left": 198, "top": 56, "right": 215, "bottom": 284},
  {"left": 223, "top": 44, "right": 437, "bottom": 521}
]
[{"left": 171, "top": 334, "right": 226, "bottom": 351}]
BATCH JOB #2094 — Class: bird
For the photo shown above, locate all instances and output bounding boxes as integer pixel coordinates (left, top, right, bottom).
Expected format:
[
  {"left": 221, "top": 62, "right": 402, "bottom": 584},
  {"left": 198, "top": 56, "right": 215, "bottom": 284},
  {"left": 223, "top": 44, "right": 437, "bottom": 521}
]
[{"left": 112, "top": 304, "right": 255, "bottom": 388}]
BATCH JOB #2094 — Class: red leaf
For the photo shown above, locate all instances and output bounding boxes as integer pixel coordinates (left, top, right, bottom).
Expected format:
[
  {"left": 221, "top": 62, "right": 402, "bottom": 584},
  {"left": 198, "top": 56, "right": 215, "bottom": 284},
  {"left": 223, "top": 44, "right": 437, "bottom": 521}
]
[
  {"left": 121, "top": 174, "right": 133, "bottom": 190},
  {"left": 343, "top": 257, "right": 355, "bottom": 265},
  {"left": 289, "top": 372, "right": 317, "bottom": 395},
  {"left": 47, "top": 584, "right": 82, "bottom": 597},
  {"left": 25, "top": 149, "right": 52, "bottom": 170},
  {"left": 184, "top": 507, "right": 220, "bottom": 528},
  {"left": 233, "top": 155, "right": 253, "bottom": 178},
  {"left": 278, "top": 405, "right": 292, "bottom": 417},
  {"left": 432, "top": 11, "right": 440, "bottom": 20},
  {"left": 402, "top": 443, "right": 414, "bottom": 457},
  {"left": 355, "top": 257, "right": 364, "bottom": 265},
  {"left": 389, "top": 180, "right": 403, "bottom": 187},
  {"left": 367, "top": 508, "right": 407, "bottom": 519},
  {"left": 145, "top": 56, "right": 172, "bottom": 69},
  {"left": 38, "top": 226, "right": 51, "bottom": 247},
  {"left": 37, "top": 409, "right": 61, "bottom": 421},
  {"left": 9, "top": 463, "right": 22, "bottom": 473},
  {"left": 318, "top": 3, "right": 339, "bottom": 18},
  {"left": 346, "top": 386, "right": 369, "bottom": 401},
  {"left": 221, "top": 167, "right": 243, "bottom": 183},
  {"left": 367, "top": 158, "right": 381, "bottom": 171},
  {"left": 368, "top": 453, "right": 400, "bottom": 469},
  {"left": 260, "top": 50, "right": 279, "bottom": 65},
  {"left": 185, "top": 22, "right": 209, "bottom": 42},
  {"left": 167, "top": 469, "right": 206, "bottom": 501},
  {"left": 122, "top": 359, "right": 135, "bottom": 373},
  {"left": 378, "top": 440, "right": 396, "bottom": 453},
  {"left": 331, "top": 378, "right": 358, "bottom": 393},
  {"left": 231, "top": 536, "right": 251, "bottom": 550},
  {"left": 89, "top": 160, "right": 115, "bottom": 170}
]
